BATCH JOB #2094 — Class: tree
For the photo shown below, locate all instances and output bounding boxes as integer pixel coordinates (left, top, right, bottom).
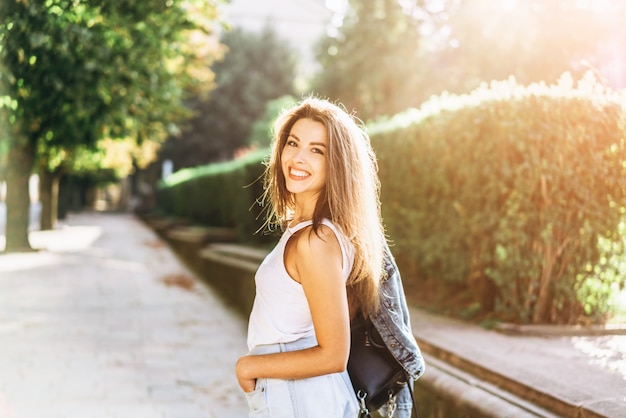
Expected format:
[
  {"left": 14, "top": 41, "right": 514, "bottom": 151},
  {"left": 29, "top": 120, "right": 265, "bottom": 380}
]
[
  {"left": 0, "top": 93, "right": 9, "bottom": 183},
  {"left": 314, "top": 0, "right": 626, "bottom": 122},
  {"left": 313, "top": 0, "right": 425, "bottom": 121},
  {"left": 0, "top": 0, "right": 221, "bottom": 251},
  {"left": 247, "top": 95, "right": 298, "bottom": 149},
  {"left": 438, "top": 0, "right": 625, "bottom": 91},
  {"left": 156, "top": 25, "right": 297, "bottom": 170}
]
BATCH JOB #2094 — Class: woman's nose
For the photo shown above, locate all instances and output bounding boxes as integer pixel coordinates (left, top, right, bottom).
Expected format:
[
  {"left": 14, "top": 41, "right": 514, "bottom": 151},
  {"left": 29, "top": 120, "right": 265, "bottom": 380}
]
[{"left": 294, "top": 148, "right": 306, "bottom": 163}]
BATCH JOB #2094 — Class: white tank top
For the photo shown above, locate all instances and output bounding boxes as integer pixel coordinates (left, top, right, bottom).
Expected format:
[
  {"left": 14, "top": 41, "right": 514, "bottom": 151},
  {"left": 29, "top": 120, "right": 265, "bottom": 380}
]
[{"left": 247, "top": 219, "right": 354, "bottom": 350}]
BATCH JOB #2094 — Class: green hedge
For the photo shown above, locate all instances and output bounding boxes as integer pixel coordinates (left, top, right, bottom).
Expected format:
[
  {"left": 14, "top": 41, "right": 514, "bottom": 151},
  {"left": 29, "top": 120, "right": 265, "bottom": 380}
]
[
  {"left": 156, "top": 73, "right": 626, "bottom": 324},
  {"left": 156, "top": 148, "right": 274, "bottom": 245},
  {"left": 372, "top": 73, "right": 626, "bottom": 324}
]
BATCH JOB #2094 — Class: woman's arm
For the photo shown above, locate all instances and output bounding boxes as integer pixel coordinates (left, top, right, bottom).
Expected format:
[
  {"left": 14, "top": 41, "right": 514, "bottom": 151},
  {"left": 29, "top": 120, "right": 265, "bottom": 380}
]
[{"left": 236, "top": 225, "right": 351, "bottom": 392}]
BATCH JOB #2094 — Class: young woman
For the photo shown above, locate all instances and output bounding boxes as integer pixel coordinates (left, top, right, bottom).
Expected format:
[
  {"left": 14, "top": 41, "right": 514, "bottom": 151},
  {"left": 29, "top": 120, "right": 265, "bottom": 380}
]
[{"left": 236, "top": 97, "right": 423, "bottom": 417}]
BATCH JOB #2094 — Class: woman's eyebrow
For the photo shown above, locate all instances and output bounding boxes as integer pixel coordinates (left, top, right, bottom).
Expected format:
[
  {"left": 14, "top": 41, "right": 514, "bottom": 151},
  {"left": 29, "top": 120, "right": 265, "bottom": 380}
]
[{"left": 288, "top": 133, "right": 326, "bottom": 148}]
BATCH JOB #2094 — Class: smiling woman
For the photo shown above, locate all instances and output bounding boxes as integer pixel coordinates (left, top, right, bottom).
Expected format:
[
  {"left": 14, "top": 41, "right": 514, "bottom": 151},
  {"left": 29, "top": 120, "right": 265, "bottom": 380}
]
[
  {"left": 235, "top": 97, "right": 424, "bottom": 418},
  {"left": 235, "top": 97, "right": 397, "bottom": 417}
]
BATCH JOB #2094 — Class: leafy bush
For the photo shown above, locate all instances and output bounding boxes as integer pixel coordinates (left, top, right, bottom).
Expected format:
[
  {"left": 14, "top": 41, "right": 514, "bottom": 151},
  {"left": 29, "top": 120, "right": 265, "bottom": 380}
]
[{"left": 372, "top": 72, "right": 626, "bottom": 324}]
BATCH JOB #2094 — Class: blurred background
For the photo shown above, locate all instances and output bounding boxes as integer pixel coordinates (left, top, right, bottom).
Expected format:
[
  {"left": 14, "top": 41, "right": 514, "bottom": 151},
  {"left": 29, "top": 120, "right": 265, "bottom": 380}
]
[{"left": 2, "top": 0, "right": 626, "bottom": 326}]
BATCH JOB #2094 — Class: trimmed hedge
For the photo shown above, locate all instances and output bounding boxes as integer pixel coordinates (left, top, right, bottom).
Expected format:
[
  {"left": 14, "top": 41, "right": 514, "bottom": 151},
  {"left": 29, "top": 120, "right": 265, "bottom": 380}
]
[
  {"left": 372, "top": 73, "right": 626, "bottom": 324},
  {"left": 156, "top": 148, "right": 274, "bottom": 245},
  {"left": 156, "top": 73, "right": 626, "bottom": 324}
]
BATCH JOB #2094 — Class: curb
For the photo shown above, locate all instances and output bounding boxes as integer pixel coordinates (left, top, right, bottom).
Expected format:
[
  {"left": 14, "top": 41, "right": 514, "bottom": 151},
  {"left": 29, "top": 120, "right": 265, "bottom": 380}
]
[
  {"left": 494, "top": 322, "right": 626, "bottom": 337},
  {"left": 415, "top": 338, "right": 605, "bottom": 418},
  {"left": 418, "top": 355, "right": 559, "bottom": 418}
]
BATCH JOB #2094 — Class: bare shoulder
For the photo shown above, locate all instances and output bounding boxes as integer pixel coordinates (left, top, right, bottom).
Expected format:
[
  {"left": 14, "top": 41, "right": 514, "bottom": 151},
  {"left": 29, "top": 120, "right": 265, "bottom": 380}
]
[
  {"left": 293, "top": 224, "right": 341, "bottom": 260},
  {"left": 292, "top": 225, "right": 342, "bottom": 277},
  {"left": 285, "top": 224, "right": 341, "bottom": 283}
]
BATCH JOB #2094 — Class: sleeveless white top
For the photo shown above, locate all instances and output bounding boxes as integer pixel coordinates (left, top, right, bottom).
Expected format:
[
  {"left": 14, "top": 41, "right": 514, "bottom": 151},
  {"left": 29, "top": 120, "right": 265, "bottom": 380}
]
[{"left": 247, "top": 219, "right": 354, "bottom": 350}]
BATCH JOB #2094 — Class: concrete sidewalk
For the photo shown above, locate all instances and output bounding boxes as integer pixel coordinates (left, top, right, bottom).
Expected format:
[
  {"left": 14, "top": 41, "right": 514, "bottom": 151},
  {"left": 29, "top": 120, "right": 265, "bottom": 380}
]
[
  {"left": 410, "top": 309, "right": 626, "bottom": 417},
  {"left": 0, "top": 212, "right": 249, "bottom": 418},
  {"left": 4, "top": 211, "right": 626, "bottom": 418}
]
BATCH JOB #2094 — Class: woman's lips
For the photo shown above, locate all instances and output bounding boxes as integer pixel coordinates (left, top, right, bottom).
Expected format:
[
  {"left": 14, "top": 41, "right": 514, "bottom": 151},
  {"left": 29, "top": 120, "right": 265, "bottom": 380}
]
[{"left": 289, "top": 168, "right": 310, "bottom": 179}]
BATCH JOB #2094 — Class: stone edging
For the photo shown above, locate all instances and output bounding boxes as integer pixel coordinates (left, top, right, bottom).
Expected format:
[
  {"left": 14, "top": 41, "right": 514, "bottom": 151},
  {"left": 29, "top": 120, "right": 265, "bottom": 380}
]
[{"left": 494, "top": 322, "right": 626, "bottom": 337}]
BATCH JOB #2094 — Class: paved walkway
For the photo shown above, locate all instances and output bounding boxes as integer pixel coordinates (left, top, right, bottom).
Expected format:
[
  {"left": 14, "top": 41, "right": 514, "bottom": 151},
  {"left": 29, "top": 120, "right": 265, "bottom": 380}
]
[
  {"left": 410, "top": 309, "right": 626, "bottom": 417},
  {"left": 3, "top": 211, "right": 626, "bottom": 418},
  {"left": 0, "top": 212, "right": 249, "bottom": 418}
]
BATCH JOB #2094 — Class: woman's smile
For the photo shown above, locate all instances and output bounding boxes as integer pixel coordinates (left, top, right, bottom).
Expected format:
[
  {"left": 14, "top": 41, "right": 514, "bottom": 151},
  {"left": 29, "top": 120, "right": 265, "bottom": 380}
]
[{"left": 288, "top": 168, "right": 311, "bottom": 179}]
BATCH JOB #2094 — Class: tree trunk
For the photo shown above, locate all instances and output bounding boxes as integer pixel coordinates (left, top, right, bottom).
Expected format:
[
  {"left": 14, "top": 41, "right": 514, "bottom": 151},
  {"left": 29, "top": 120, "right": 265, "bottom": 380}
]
[
  {"left": 58, "top": 175, "right": 73, "bottom": 220},
  {"left": 4, "top": 140, "right": 35, "bottom": 253},
  {"left": 38, "top": 164, "right": 60, "bottom": 231}
]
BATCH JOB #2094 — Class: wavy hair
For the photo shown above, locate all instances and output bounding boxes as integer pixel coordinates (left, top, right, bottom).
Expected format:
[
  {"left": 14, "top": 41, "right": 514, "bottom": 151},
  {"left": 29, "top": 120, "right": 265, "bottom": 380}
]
[{"left": 262, "top": 97, "right": 386, "bottom": 316}]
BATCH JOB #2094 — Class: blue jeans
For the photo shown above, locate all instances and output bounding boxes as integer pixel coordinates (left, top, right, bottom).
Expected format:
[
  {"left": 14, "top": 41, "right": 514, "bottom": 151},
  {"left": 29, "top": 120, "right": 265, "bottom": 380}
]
[{"left": 246, "top": 336, "right": 359, "bottom": 417}]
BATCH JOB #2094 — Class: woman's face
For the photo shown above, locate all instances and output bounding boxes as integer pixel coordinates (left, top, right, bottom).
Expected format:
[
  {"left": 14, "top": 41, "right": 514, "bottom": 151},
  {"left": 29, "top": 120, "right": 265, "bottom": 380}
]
[{"left": 281, "top": 118, "right": 328, "bottom": 203}]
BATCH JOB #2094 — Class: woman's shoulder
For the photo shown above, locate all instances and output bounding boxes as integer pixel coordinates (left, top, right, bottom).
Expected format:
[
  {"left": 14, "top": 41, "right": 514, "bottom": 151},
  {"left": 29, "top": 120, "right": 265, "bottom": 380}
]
[
  {"left": 286, "top": 224, "right": 344, "bottom": 286},
  {"left": 293, "top": 222, "right": 340, "bottom": 251},
  {"left": 286, "top": 224, "right": 339, "bottom": 266}
]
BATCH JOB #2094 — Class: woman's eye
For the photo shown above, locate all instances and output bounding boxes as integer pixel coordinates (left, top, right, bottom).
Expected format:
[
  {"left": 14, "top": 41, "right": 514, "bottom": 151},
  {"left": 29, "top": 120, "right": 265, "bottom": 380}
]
[
  {"left": 286, "top": 140, "right": 297, "bottom": 147},
  {"left": 312, "top": 148, "right": 324, "bottom": 155}
]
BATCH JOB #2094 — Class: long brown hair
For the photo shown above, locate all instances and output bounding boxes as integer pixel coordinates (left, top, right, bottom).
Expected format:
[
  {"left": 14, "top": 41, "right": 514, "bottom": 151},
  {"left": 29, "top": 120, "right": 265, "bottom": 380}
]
[{"left": 262, "top": 97, "right": 385, "bottom": 316}]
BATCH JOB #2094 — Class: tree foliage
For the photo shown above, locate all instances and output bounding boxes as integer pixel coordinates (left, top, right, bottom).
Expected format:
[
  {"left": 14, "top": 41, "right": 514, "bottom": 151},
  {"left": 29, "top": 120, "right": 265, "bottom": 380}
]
[
  {"left": 247, "top": 95, "right": 298, "bottom": 149},
  {"left": 314, "top": 0, "right": 626, "bottom": 121},
  {"left": 436, "top": 0, "right": 624, "bottom": 93},
  {"left": 313, "top": 0, "right": 424, "bottom": 121},
  {"left": 157, "top": 25, "right": 297, "bottom": 170},
  {"left": 0, "top": 0, "right": 222, "bottom": 251}
]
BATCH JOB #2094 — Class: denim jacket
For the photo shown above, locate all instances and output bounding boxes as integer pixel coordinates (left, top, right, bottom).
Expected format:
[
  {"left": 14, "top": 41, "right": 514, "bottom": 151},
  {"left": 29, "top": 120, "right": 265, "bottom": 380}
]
[{"left": 369, "top": 244, "right": 425, "bottom": 417}]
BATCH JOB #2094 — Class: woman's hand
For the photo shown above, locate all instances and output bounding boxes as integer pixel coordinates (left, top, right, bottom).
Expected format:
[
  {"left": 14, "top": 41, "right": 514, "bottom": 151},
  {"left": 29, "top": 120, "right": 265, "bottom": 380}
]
[{"left": 236, "top": 355, "right": 257, "bottom": 393}]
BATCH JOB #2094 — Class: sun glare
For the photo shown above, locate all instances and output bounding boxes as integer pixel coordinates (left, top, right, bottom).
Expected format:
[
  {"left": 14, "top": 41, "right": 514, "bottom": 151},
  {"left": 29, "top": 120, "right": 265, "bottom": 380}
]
[{"left": 576, "top": 0, "right": 614, "bottom": 13}]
